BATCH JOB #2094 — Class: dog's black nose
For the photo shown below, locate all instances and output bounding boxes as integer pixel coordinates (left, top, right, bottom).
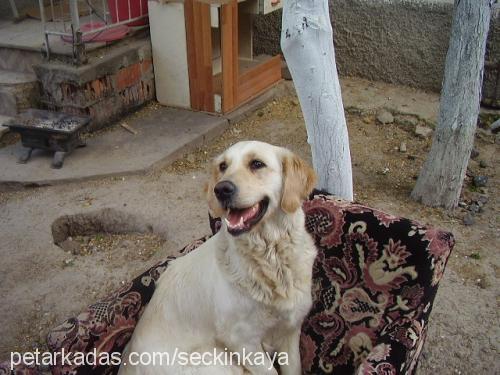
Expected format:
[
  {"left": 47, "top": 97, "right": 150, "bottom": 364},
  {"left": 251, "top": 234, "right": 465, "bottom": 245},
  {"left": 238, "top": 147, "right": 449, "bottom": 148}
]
[{"left": 214, "top": 181, "right": 237, "bottom": 204}]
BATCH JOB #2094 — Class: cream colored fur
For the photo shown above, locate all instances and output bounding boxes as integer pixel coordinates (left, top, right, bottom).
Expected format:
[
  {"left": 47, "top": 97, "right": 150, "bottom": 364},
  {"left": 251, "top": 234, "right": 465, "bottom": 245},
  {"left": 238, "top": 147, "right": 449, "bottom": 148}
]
[{"left": 119, "top": 141, "right": 317, "bottom": 375}]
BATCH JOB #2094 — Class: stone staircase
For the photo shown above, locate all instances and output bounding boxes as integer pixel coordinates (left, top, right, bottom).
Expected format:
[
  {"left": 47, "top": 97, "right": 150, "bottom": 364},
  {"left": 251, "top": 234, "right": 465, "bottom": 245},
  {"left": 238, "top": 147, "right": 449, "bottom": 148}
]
[{"left": 0, "top": 47, "right": 42, "bottom": 137}]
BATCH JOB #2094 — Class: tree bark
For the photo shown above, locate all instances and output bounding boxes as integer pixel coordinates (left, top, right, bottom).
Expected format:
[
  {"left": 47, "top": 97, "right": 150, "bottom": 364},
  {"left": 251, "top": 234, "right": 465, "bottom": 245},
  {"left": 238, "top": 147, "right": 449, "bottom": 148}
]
[
  {"left": 280, "top": 0, "right": 353, "bottom": 201},
  {"left": 411, "top": 0, "right": 492, "bottom": 209}
]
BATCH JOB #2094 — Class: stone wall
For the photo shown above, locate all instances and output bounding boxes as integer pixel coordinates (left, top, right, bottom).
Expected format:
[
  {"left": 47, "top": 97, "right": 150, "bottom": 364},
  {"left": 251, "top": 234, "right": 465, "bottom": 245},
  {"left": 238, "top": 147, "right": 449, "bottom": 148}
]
[
  {"left": 34, "top": 39, "right": 154, "bottom": 131},
  {"left": 483, "top": 15, "right": 500, "bottom": 107},
  {"left": 254, "top": 0, "right": 499, "bottom": 102}
]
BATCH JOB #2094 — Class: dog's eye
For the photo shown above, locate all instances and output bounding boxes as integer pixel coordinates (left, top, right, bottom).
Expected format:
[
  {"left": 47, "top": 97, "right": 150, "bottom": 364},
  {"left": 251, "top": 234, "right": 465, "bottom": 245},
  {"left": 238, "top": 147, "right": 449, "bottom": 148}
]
[
  {"left": 250, "top": 159, "right": 266, "bottom": 170},
  {"left": 219, "top": 161, "right": 228, "bottom": 172}
]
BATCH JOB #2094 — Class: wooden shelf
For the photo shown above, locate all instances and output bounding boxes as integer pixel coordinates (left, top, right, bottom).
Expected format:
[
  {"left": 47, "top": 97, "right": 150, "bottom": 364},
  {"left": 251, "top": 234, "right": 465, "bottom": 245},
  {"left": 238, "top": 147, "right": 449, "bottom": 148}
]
[{"left": 185, "top": 0, "right": 281, "bottom": 114}]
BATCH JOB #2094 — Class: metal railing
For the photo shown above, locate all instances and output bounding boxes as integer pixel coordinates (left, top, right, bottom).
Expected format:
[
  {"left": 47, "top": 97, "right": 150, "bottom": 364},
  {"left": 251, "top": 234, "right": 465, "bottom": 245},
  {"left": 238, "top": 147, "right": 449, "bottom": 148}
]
[{"left": 39, "top": 0, "right": 149, "bottom": 64}]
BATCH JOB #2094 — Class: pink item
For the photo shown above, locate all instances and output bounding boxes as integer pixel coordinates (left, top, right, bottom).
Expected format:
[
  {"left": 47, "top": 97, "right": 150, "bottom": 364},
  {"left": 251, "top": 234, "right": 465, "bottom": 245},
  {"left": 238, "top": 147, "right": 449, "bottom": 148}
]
[{"left": 61, "top": 22, "right": 130, "bottom": 43}]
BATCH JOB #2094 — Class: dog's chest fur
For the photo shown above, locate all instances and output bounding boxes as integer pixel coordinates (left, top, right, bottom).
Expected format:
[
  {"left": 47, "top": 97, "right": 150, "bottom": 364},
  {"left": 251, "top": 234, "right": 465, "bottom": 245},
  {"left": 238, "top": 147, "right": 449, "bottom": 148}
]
[{"left": 215, "top": 214, "right": 317, "bottom": 330}]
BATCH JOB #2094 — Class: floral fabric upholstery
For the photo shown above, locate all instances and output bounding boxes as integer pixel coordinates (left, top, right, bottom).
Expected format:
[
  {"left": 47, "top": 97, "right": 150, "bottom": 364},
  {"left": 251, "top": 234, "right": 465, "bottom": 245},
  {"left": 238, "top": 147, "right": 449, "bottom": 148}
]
[
  {"left": 300, "top": 193, "right": 454, "bottom": 374},
  {"left": 1, "top": 192, "right": 454, "bottom": 374},
  {"left": 0, "top": 364, "right": 38, "bottom": 375},
  {"left": 210, "top": 191, "right": 454, "bottom": 375}
]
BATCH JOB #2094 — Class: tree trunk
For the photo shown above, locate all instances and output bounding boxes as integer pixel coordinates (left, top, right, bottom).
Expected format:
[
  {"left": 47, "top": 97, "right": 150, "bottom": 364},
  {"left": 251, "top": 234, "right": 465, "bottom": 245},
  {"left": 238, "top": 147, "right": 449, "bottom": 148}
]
[
  {"left": 411, "top": 0, "right": 492, "bottom": 209},
  {"left": 280, "top": 0, "right": 353, "bottom": 201}
]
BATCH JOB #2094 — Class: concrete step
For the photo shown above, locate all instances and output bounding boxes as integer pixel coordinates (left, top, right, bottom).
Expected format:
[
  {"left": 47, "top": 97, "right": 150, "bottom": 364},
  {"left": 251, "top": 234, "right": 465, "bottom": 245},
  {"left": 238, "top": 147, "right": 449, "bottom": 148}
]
[
  {"left": 0, "top": 47, "right": 44, "bottom": 74},
  {"left": 0, "top": 69, "right": 39, "bottom": 116},
  {"left": 0, "top": 114, "right": 13, "bottom": 141},
  {"left": 0, "top": 69, "right": 37, "bottom": 86}
]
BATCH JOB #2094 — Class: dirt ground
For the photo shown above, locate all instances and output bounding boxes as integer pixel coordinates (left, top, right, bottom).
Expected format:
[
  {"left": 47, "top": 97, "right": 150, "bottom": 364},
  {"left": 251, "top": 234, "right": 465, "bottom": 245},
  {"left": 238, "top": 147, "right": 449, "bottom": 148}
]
[{"left": 0, "top": 93, "right": 498, "bottom": 374}]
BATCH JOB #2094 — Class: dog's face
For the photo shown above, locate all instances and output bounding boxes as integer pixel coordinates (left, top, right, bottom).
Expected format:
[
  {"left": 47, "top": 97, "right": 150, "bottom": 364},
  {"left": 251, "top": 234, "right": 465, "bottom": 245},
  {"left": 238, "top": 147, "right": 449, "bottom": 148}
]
[{"left": 205, "top": 141, "right": 316, "bottom": 236}]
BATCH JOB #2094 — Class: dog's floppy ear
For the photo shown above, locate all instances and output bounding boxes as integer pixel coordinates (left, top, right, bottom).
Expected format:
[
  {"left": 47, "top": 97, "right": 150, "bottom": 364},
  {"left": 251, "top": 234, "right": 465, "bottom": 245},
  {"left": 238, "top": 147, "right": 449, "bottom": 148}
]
[{"left": 281, "top": 152, "right": 317, "bottom": 213}]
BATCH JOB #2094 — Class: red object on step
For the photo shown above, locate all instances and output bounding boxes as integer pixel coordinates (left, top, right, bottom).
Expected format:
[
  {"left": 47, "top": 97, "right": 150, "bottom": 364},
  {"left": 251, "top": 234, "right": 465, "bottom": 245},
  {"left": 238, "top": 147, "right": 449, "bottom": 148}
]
[
  {"left": 61, "top": 22, "right": 129, "bottom": 43},
  {"left": 107, "top": 0, "right": 149, "bottom": 26}
]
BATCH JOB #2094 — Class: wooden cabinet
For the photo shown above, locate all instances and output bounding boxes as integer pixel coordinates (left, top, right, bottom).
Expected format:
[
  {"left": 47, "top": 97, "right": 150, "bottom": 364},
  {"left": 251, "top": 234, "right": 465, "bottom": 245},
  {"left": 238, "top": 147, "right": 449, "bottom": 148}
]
[{"left": 149, "top": 0, "right": 282, "bottom": 114}]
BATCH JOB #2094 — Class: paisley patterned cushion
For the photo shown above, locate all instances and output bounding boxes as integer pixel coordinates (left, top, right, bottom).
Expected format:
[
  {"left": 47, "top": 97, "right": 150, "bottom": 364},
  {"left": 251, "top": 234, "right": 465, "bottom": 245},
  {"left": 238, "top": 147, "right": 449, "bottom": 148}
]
[
  {"left": 1, "top": 193, "right": 454, "bottom": 375},
  {"left": 211, "top": 191, "right": 454, "bottom": 375}
]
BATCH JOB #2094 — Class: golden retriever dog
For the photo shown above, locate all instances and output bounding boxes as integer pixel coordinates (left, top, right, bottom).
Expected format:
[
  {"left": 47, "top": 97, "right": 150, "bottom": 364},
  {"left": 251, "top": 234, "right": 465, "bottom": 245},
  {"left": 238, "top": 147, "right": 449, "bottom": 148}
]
[{"left": 119, "top": 141, "right": 317, "bottom": 375}]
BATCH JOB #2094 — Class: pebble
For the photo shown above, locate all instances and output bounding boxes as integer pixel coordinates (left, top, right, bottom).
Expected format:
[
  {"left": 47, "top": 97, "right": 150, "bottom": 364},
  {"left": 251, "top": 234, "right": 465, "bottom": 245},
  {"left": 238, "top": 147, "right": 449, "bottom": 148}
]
[
  {"left": 476, "top": 195, "right": 489, "bottom": 205},
  {"left": 281, "top": 65, "right": 292, "bottom": 80},
  {"left": 395, "top": 115, "right": 418, "bottom": 127},
  {"left": 463, "top": 214, "right": 475, "bottom": 226},
  {"left": 63, "top": 258, "right": 75, "bottom": 266},
  {"left": 399, "top": 142, "right": 407, "bottom": 153},
  {"left": 415, "top": 125, "right": 433, "bottom": 138},
  {"left": 59, "top": 239, "right": 81, "bottom": 255},
  {"left": 376, "top": 110, "right": 394, "bottom": 125},
  {"left": 120, "top": 239, "right": 134, "bottom": 249},
  {"left": 468, "top": 203, "right": 482, "bottom": 214},
  {"left": 479, "top": 160, "right": 489, "bottom": 168},
  {"left": 470, "top": 148, "right": 479, "bottom": 159},
  {"left": 473, "top": 175, "right": 488, "bottom": 187},
  {"left": 490, "top": 118, "right": 500, "bottom": 134}
]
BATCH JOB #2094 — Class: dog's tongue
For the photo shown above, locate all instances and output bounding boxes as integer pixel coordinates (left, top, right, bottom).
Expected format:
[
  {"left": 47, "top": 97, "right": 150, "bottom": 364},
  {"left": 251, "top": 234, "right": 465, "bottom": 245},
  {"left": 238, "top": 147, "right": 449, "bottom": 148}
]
[{"left": 227, "top": 203, "right": 259, "bottom": 228}]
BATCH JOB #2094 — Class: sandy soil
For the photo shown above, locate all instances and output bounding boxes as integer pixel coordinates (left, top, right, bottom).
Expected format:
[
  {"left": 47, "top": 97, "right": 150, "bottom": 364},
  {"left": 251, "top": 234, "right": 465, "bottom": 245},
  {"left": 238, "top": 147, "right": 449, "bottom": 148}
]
[{"left": 0, "top": 95, "right": 498, "bottom": 374}]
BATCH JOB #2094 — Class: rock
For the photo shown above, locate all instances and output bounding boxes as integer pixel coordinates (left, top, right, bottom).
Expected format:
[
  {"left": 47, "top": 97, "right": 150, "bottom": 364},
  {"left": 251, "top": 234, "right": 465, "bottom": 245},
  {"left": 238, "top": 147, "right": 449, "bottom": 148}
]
[
  {"left": 59, "top": 239, "right": 82, "bottom": 255},
  {"left": 415, "top": 125, "right": 433, "bottom": 138},
  {"left": 468, "top": 203, "right": 482, "bottom": 214},
  {"left": 479, "top": 160, "right": 489, "bottom": 168},
  {"left": 473, "top": 175, "right": 488, "bottom": 187},
  {"left": 186, "top": 154, "right": 196, "bottom": 163},
  {"left": 376, "top": 110, "right": 394, "bottom": 125},
  {"left": 479, "top": 187, "right": 488, "bottom": 195},
  {"left": 120, "top": 239, "right": 134, "bottom": 249},
  {"left": 470, "top": 148, "right": 479, "bottom": 159},
  {"left": 347, "top": 107, "right": 363, "bottom": 115},
  {"left": 63, "top": 258, "right": 75, "bottom": 266},
  {"left": 463, "top": 214, "right": 475, "bottom": 226},
  {"left": 490, "top": 118, "right": 500, "bottom": 134},
  {"left": 395, "top": 115, "right": 418, "bottom": 127},
  {"left": 379, "top": 167, "right": 390, "bottom": 175},
  {"left": 399, "top": 142, "right": 407, "bottom": 153},
  {"left": 476, "top": 195, "right": 489, "bottom": 205},
  {"left": 281, "top": 61, "right": 292, "bottom": 80}
]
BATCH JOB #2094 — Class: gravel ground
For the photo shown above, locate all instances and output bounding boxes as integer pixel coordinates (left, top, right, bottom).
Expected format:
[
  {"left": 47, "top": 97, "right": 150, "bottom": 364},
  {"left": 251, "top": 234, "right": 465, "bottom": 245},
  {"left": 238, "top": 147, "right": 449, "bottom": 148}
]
[{"left": 0, "top": 94, "right": 498, "bottom": 374}]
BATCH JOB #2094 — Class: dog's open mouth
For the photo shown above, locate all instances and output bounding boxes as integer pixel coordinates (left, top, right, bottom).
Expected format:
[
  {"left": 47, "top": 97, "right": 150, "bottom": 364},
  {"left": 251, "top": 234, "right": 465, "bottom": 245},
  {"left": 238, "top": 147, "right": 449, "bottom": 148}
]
[{"left": 224, "top": 197, "right": 269, "bottom": 236}]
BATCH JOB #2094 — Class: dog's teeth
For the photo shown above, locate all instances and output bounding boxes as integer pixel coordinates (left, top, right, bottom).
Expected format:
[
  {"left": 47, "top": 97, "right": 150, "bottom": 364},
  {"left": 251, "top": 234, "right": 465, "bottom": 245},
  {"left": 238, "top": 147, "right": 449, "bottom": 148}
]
[
  {"left": 224, "top": 218, "right": 230, "bottom": 227},
  {"left": 238, "top": 216, "right": 244, "bottom": 227}
]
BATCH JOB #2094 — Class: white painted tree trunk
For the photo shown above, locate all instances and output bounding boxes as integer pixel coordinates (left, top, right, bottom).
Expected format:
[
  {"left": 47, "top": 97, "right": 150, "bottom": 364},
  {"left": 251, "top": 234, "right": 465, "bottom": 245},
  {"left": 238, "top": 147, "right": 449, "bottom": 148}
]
[
  {"left": 280, "top": 0, "right": 353, "bottom": 201},
  {"left": 411, "top": 0, "right": 492, "bottom": 209}
]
